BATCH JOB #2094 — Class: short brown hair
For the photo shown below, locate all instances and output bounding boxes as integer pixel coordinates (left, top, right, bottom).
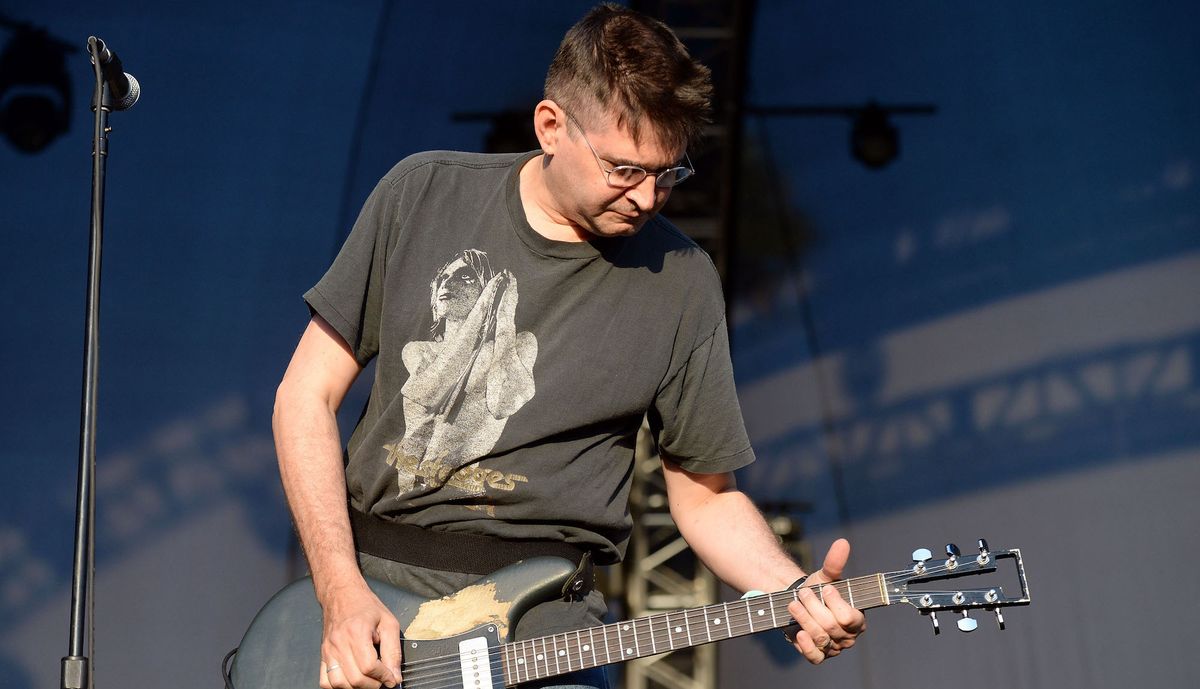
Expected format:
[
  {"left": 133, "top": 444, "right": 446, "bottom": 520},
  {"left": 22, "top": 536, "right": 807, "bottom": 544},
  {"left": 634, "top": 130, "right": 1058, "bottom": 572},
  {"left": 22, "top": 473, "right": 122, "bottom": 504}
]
[{"left": 545, "top": 3, "right": 713, "bottom": 153}]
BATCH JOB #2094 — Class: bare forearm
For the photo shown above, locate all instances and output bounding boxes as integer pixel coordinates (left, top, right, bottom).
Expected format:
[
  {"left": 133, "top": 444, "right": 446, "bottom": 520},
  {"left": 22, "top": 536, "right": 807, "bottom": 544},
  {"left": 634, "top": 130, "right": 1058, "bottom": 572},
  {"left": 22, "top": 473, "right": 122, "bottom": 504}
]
[
  {"left": 274, "top": 388, "right": 365, "bottom": 603},
  {"left": 671, "top": 485, "right": 805, "bottom": 594}
]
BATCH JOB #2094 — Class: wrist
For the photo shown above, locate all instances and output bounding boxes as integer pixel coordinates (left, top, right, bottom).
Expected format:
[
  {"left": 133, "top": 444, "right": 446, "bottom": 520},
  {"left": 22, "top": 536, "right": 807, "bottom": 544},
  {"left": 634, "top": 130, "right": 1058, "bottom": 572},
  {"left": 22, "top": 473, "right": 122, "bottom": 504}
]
[{"left": 313, "top": 564, "right": 369, "bottom": 604}]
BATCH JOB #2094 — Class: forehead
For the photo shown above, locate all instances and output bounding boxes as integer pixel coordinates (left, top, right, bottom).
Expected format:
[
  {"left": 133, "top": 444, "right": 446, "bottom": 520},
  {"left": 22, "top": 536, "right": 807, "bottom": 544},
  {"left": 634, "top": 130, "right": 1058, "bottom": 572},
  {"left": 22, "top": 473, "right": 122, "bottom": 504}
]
[
  {"left": 584, "top": 112, "right": 686, "bottom": 169},
  {"left": 436, "top": 258, "right": 474, "bottom": 278}
]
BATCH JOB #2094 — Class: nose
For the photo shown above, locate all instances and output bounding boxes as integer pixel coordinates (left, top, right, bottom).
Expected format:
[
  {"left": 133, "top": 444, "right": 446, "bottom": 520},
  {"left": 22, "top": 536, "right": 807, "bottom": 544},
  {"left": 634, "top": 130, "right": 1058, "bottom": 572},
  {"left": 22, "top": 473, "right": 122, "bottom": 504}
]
[{"left": 624, "top": 174, "right": 663, "bottom": 212}]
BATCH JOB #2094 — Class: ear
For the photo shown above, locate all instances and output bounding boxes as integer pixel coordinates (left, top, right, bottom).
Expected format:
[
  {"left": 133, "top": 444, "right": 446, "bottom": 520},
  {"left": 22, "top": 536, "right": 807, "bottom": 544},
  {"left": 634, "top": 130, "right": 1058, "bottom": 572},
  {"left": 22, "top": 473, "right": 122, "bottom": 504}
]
[{"left": 532, "top": 99, "right": 567, "bottom": 155}]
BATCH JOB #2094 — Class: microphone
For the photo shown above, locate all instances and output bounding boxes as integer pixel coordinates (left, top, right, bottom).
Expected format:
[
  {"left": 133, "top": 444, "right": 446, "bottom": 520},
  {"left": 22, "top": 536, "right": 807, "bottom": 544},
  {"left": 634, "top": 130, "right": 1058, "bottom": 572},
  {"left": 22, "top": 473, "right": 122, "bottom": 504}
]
[{"left": 88, "top": 36, "right": 140, "bottom": 111}]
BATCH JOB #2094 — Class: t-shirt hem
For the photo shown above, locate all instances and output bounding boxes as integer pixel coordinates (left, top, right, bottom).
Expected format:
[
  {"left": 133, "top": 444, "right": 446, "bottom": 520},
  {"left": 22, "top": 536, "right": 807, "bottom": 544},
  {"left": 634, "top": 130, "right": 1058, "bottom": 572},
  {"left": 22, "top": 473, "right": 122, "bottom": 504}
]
[
  {"left": 303, "top": 286, "right": 371, "bottom": 366},
  {"left": 668, "top": 445, "right": 756, "bottom": 474}
]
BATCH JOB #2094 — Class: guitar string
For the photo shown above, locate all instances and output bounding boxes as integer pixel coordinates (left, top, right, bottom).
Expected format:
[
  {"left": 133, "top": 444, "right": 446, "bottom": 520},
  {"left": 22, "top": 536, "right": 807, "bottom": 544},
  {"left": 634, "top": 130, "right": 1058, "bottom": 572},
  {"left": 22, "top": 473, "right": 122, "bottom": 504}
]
[
  {"left": 396, "top": 557, "right": 976, "bottom": 675},
  {"left": 393, "top": 560, "right": 995, "bottom": 688},
  {"left": 394, "top": 561, "right": 988, "bottom": 688},
  {"left": 398, "top": 588, "right": 980, "bottom": 689},
  {"left": 395, "top": 592, "right": 875, "bottom": 689},
  {"left": 394, "top": 581, "right": 880, "bottom": 678},
  {"left": 398, "top": 584, "right": 991, "bottom": 689},
  {"left": 400, "top": 586, "right": 998, "bottom": 689},
  {"left": 399, "top": 590, "right": 899, "bottom": 689}
]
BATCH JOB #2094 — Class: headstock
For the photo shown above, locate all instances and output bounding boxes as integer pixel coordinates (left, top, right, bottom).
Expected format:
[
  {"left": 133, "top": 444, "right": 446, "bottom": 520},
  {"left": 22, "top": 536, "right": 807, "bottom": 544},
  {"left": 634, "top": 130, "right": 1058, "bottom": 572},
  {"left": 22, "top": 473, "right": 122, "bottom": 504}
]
[{"left": 888, "top": 539, "right": 1030, "bottom": 634}]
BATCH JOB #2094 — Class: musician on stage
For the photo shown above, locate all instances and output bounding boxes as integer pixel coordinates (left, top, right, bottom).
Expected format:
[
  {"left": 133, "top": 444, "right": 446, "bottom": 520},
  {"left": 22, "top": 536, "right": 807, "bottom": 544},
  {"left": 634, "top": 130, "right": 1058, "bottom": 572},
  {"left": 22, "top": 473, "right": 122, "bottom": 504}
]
[{"left": 273, "top": 5, "right": 866, "bottom": 688}]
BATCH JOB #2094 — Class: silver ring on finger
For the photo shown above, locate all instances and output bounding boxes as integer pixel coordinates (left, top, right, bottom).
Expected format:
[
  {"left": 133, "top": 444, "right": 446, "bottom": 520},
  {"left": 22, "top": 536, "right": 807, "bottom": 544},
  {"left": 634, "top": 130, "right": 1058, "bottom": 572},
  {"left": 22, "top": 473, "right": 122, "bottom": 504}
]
[{"left": 326, "top": 663, "right": 341, "bottom": 673}]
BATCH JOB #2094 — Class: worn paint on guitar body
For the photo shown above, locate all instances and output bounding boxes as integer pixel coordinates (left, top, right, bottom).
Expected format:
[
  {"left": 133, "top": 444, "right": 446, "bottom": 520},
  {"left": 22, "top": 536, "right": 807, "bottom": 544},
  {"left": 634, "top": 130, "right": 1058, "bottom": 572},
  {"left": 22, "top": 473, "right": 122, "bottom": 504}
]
[{"left": 231, "top": 556, "right": 577, "bottom": 689}]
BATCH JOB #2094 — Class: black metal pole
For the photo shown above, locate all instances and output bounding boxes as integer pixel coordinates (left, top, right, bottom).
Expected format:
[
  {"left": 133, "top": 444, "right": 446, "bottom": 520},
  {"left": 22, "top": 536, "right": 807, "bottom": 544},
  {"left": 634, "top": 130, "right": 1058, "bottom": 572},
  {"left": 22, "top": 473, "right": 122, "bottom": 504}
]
[{"left": 62, "top": 35, "right": 112, "bottom": 689}]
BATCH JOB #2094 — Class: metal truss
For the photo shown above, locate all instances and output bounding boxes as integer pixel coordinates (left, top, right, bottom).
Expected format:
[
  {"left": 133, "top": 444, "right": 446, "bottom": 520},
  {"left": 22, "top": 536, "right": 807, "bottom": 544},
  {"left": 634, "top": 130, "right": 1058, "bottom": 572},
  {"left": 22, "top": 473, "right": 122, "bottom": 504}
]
[{"left": 612, "top": 3, "right": 756, "bottom": 689}]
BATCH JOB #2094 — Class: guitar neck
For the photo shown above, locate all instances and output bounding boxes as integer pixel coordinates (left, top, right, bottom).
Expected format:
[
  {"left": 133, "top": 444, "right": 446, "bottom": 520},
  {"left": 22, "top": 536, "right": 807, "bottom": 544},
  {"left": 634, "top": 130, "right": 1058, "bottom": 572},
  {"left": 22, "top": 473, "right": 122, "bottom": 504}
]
[{"left": 500, "top": 573, "right": 892, "bottom": 685}]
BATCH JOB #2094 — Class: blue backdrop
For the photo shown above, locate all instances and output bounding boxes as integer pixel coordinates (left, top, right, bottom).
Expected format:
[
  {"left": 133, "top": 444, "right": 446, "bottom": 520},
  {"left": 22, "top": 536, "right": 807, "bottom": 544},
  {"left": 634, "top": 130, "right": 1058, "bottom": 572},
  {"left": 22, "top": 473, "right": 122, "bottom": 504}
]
[{"left": 1, "top": 1, "right": 1196, "bottom": 687}]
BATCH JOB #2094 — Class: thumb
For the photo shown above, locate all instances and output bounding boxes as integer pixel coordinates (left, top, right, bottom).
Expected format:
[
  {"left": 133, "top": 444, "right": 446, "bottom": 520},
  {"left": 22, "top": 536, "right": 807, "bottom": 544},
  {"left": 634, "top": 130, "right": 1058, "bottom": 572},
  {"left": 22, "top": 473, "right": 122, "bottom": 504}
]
[
  {"left": 817, "top": 538, "right": 851, "bottom": 583},
  {"left": 377, "top": 621, "right": 403, "bottom": 686}
]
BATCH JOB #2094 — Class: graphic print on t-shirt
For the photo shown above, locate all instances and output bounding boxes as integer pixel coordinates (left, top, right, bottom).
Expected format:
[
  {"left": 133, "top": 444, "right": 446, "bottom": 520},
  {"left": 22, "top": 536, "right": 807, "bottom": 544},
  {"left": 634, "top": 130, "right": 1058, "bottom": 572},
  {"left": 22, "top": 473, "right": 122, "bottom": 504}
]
[{"left": 383, "top": 249, "right": 538, "bottom": 502}]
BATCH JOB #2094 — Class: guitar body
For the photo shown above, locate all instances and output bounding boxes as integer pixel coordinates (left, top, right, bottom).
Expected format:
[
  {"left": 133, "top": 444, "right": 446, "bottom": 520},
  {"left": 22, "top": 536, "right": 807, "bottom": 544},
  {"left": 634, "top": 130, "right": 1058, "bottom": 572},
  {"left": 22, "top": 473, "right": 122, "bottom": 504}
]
[{"left": 230, "top": 556, "right": 578, "bottom": 689}]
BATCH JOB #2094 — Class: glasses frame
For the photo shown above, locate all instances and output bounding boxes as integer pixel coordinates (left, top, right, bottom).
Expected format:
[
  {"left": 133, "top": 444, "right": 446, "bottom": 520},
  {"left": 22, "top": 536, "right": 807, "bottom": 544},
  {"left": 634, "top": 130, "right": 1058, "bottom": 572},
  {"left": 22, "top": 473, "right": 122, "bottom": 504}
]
[{"left": 565, "top": 112, "right": 695, "bottom": 189}]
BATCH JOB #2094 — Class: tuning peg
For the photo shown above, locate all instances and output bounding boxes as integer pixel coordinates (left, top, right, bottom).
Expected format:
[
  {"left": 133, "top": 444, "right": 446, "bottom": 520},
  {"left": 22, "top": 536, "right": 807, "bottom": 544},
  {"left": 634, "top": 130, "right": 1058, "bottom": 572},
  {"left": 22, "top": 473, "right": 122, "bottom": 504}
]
[
  {"left": 957, "top": 612, "right": 978, "bottom": 633},
  {"left": 912, "top": 548, "right": 932, "bottom": 574},
  {"left": 945, "top": 543, "right": 960, "bottom": 569},
  {"left": 994, "top": 608, "right": 1005, "bottom": 630},
  {"left": 927, "top": 611, "right": 940, "bottom": 635},
  {"left": 977, "top": 539, "right": 991, "bottom": 565},
  {"left": 977, "top": 538, "right": 989, "bottom": 555}
]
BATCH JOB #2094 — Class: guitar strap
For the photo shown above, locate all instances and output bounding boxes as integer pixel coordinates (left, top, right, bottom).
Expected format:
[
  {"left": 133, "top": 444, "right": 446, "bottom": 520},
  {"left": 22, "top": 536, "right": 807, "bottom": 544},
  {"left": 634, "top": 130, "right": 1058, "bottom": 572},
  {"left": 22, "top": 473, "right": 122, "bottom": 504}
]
[{"left": 348, "top": 508, "right": 595, "bottom": 598}]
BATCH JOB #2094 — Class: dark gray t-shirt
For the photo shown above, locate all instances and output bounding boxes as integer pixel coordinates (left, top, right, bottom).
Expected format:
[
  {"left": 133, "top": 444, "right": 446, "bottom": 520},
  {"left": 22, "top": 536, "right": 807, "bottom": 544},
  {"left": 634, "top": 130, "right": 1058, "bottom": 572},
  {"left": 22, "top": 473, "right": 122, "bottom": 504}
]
[{"left": 305, "top": 150, "right": 753, "bottom": 565}]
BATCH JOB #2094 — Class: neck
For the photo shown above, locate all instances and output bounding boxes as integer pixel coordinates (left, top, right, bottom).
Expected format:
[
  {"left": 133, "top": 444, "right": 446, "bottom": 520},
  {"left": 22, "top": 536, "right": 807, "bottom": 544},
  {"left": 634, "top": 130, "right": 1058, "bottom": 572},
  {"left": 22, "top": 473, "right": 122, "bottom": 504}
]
[{"left": 518, "top": 155, "right": 590, "bottom": 243}]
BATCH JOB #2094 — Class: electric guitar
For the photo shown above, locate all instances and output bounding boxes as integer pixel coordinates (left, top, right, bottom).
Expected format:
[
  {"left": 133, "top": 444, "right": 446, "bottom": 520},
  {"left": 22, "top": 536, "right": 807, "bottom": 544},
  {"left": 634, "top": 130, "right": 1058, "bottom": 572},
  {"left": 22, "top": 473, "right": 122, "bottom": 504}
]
[{"left": 229, "top": 540, "right": 1030, "bottom": 689}]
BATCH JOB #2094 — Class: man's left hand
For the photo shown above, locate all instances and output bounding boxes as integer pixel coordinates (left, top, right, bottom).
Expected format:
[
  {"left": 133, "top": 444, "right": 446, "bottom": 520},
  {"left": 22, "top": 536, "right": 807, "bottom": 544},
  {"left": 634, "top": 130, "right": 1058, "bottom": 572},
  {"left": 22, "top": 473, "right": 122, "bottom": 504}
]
[{"left": 785, "top": 538, "right": 867, "bottom": 664}]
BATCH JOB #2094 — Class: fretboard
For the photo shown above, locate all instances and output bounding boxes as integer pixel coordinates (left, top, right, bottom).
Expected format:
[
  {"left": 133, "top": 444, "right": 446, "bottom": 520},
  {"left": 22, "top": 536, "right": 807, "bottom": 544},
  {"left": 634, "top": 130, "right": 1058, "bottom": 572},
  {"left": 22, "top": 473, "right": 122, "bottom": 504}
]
[{"left": 500, "top": 574, "right": 889, "bottom": 685}]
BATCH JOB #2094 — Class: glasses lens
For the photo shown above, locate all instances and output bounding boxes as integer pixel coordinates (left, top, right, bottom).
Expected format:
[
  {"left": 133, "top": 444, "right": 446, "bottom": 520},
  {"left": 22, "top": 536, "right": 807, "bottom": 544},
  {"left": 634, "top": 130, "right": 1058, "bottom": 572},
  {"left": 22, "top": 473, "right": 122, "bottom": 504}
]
[
  {"left": 609, "top": 166, "right": 647, "bottom": 187},
  {"left": 655, "top": 166, "right": 693, "bottom": 188}
]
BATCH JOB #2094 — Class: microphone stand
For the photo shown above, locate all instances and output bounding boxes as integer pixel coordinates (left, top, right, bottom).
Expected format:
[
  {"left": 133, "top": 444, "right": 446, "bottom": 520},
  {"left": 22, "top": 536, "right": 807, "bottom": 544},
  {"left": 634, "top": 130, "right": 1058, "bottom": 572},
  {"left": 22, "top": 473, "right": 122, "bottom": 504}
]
[{"left": 61, "top": 36, "right": 129, "bottom": 689}]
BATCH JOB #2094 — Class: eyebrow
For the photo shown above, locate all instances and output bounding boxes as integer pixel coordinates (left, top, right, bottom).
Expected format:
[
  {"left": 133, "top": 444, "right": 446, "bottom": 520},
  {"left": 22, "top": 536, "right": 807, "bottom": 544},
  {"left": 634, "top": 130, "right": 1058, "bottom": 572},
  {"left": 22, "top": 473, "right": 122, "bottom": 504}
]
[{"left": 598, "top": 151, "right": 684, "bottom": 172}]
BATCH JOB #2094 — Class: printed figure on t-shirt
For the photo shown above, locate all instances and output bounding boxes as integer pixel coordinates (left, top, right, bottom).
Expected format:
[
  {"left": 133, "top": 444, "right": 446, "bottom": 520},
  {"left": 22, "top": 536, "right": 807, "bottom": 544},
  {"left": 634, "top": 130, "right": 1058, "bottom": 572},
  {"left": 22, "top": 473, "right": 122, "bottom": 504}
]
[{"left": 385, "top": 249, "right": 538, "bottom": 497}]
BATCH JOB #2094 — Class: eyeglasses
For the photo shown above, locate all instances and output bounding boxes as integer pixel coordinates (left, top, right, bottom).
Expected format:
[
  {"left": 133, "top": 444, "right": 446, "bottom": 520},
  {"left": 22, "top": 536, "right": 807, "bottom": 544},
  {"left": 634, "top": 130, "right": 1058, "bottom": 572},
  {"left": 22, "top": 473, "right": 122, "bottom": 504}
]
[{"left": 566, "top": 113, "right": 695, "bottom": 189}]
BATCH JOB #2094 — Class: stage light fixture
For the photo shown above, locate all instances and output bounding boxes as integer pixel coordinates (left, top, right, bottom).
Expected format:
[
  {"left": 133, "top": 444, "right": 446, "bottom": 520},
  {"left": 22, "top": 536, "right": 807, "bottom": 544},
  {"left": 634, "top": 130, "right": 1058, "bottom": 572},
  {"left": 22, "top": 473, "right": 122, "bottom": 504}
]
[
  {"left": 748, "top": 101, "right": 935, "bottom": 170},
  {"left": 851, "top": 102, "right": 899, "bottom": 169},
  {"left": 0, "top": 21, "right": 73, "bottom": 154}
]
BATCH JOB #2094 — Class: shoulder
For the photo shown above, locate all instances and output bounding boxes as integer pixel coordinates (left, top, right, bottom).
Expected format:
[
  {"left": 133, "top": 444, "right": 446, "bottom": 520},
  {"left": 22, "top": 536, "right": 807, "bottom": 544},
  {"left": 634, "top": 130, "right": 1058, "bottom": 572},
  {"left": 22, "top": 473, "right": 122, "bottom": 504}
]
[
  {"left": 625, "top": 215, "right": 724, "bottom": 295},
  {"left": 615, "top": 216, "right": 728, "bottom": 338},
  {"left": 378, "top": 150, "right": 532, "bottom": 190}
]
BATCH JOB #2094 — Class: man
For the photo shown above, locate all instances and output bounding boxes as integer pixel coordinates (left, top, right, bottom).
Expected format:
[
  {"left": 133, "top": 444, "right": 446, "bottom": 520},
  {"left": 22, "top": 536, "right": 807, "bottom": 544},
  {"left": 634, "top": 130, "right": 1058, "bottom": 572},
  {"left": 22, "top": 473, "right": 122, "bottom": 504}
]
[{"left": 274, "top": 5, "right": 865, "bottom": 689}]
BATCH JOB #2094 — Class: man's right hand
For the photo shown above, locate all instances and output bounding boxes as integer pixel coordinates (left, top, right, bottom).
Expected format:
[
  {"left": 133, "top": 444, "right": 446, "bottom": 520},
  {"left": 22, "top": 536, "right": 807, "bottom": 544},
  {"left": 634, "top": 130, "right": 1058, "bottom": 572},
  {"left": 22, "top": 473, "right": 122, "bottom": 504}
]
[{"left": 318, "top": 583, "right": 403, "bottom": 689}]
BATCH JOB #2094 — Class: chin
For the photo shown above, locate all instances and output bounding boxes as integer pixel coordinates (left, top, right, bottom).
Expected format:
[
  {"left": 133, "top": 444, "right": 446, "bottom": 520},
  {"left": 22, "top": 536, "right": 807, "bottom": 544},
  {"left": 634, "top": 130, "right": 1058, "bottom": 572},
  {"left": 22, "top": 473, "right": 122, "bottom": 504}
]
[{"left": 602, "top": 216, "right": 649, "bottom": 237}]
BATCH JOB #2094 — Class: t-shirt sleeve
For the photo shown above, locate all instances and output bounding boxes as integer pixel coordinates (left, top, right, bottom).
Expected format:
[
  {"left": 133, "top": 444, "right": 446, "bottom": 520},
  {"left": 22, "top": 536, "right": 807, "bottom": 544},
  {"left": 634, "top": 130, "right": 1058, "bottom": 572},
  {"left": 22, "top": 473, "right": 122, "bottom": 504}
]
[
  {"left": 649, "top": 314, "right": 755, "bottom": 474},
  {"left": 303, "top": 178, "right": 397, "bottom": 366}
]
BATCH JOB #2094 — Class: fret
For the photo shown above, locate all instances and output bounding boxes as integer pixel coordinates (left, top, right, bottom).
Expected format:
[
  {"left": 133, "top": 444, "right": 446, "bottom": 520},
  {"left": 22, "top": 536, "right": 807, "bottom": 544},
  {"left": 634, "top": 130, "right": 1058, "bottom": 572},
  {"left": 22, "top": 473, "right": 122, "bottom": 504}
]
[
  {"left": 530, "top": 638, "right": 538, "bottom": 679},
  {"left": 630, "top": 620, "right": 640, "bottom": 659},
  {"left": 526, "top": 638, "right": 535, "bottom": 680},
  {"left": 647, "top": 614, "right": 658, "bottom": 655},
  {"left": 534, "top": 638, "right": 541, "bottom": 680},
  {"left": 769, "top": 592, "right": 779, "bottom": 628},
  {"left": 721, "top": 602, "right": 731, "bottom": 639},
  {"left": 703, "top": 606, "right": 713, "bottom": 642},
  {"left": 514, "top": 640, "right": 527, "bottom": 684},
  {"left": 603, "top": 623, "right": 613, "bottom": 664},
  {"left": 846, "top": 580, "right": 855, "bottom": 608},
  {"left": 685, "top": 608, "right": 694, "bottom": 646},
  {"left": 817, "top": 583, "right": 825, "bottom": 604},
  {"left": 537, "top": 637, "right": 548, "bottom": 679},
  {"left": 552, "top": 633, "right": 562, "bottom": 674},
  {"left": 574, "top": 630, "right": 584, "bottom": 671},
  {"left": 743, "top": 598, "right": 756, "bottom": 633},
  {"left": 587, "top": 627, "right": 598, "bottom": 668}
]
